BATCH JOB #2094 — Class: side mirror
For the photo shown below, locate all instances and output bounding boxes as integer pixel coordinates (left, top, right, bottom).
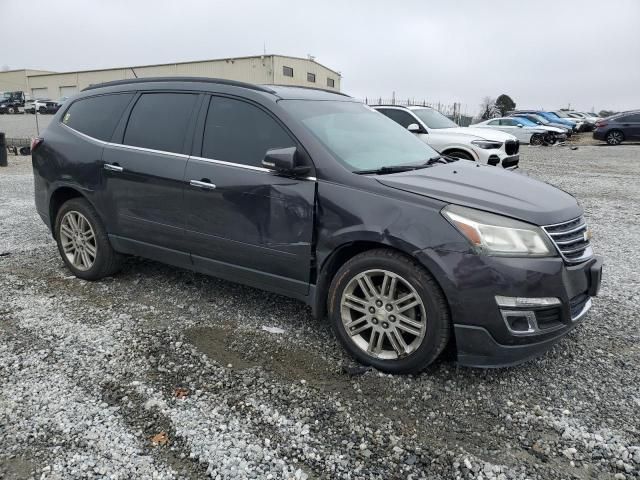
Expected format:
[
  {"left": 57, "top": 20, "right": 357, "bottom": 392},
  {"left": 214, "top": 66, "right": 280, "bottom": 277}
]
[
  {"left": 407, "top": 123, "right": 422, "bottom": 133},
  {"left": 262, "top": 147, "right": 311, "bottom": 176},
  {"left": 517, "top": 124, "right": 524, "bottom": 128}
]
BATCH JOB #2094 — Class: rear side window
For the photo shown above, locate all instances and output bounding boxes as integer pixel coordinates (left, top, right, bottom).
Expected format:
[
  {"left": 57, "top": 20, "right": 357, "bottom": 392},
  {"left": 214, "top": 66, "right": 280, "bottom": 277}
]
[
  {"left": 202, "top": 96, "right": 295, "bottom": 167},
  {"left": 618, "top": 114, "right": 640, "bottom": 122},
  {"left": 62, "top": 93, "right": 134, "bottom": 141},
  {"left": 124, "top": 93, "right": 198, "bottom": 154}
]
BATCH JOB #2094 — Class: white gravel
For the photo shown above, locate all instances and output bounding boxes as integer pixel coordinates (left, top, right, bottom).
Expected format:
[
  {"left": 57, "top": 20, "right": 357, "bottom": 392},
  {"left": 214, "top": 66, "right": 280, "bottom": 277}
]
[{"left": 0, "top": 145, "right": 639, "bottom": 479}]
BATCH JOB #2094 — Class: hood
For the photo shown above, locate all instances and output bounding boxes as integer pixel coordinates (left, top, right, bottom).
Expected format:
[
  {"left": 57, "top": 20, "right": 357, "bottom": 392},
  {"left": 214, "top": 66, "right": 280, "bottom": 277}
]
[
  {"left": 376, "top": 161, "right": 581, "bottom": 226},
  {"left": 435, "top": 127, "right": 517, "bottom": 142},
  {"left": 540, "top": 126, "right": 564, "bottom": 133}
]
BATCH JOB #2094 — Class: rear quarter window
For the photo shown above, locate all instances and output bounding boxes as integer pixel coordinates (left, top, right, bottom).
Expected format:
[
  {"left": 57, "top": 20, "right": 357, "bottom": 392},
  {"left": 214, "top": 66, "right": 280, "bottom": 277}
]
[{"left": 62, "top": 93, "right": 134, "bottom": 141}]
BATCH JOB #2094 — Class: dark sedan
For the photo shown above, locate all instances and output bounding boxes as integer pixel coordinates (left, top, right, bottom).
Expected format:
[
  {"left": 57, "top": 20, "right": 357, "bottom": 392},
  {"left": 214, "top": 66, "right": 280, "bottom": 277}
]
[{"left": 593, "top": 111, "right": 640, "bottom": 145}]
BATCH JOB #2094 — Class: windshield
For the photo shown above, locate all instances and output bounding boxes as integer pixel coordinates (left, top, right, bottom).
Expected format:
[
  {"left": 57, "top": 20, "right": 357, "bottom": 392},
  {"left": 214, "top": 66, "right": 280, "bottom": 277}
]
[
  {"left": 411, "top": 108, "right": 459, "bottom": 129},
  {"left": 512, "top": 116, "right": 537, "bottom": 126},
  {"left": 280, "top": 100, "right": 440, "bottom": 172},
  {"left": 530, "top": 115, "right": 549, "bottom": 124},
  {"left": 1, "top": 92, "right": 11, "bottom": 100}
]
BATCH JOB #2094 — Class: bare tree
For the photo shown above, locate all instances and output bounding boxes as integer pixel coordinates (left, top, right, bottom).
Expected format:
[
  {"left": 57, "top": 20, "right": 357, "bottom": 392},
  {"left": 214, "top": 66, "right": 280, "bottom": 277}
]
[{"left": 480, "top": 97, "right": 498, "bottom": 120}]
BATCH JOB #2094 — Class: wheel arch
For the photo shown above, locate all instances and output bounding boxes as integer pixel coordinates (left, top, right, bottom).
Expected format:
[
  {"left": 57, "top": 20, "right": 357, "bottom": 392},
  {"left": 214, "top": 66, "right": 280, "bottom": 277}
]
[
  {"left": 48, "top": 186, "right": 95, "bottom": 238},
  {"left": 440, "top": 146, "right": 477, "bottom": 160},
  {"left": 311, "top": 239, "right": 450, "bottom": 321}
]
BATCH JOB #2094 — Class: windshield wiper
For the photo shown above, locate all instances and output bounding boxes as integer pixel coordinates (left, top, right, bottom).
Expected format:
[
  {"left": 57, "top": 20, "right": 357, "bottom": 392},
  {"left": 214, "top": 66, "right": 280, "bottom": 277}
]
[{"left": 354, "top": 156, "right": 456, "bottom": 175}]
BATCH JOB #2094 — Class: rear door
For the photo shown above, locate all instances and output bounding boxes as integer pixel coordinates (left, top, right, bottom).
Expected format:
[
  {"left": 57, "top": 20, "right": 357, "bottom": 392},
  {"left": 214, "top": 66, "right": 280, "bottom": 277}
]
[
  {"left": 101, "top": 91, "right": 201, "bottom": 259},
  {"left": 183, "top": 95, "right": 316, "bottom": 298}
]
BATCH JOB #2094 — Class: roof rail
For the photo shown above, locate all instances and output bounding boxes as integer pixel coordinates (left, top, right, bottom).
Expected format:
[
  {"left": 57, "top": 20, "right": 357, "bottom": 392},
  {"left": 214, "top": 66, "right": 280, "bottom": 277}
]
[
  {"left": 270, "top": 84, "right": 352, "bottom": 97},
  {"left": 82, "top": 76, "right": 277, "bottom": 93}
]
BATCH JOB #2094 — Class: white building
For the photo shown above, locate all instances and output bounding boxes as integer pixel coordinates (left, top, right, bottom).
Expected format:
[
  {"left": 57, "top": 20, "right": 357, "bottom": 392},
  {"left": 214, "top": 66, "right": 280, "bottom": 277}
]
[{"left": 0, "top": 54, "right": 341, "bottom": 100}]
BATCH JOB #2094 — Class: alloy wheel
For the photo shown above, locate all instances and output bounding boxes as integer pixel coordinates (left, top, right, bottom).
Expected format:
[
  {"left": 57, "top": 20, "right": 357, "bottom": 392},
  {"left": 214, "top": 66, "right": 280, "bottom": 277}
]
[
  {"left": 59, "top": 211, "right": 97, "bottom": 271},
  {"left": 607, "top": 131, "right": 622, "bottom": 145},
  {"left": 340, "top": 269, "right": 427, "bottom": 360}
]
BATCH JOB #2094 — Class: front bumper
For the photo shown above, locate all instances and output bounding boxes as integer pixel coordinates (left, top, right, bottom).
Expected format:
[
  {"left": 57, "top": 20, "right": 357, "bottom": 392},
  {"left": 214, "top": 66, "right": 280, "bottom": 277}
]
[{"left": 416, "top": 249, "right": 603, "bottom": 368}]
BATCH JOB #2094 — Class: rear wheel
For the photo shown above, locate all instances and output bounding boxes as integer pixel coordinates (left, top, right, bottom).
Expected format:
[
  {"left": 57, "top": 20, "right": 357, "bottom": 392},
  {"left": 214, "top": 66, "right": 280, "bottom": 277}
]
[
  {"left": 7, "top": 106, "right": 16, "bottom": 114},
  {"left": 54, "top": 198, "right": 123, "bottom": 280},
  {"left": 606, "top": 130, "right": 624, "bottom": 145},
  {"left": 38, "top": 106, "right": 46, "bottom": 114},
  {"left": 328, "top": 249, "right": 450, "bottom": 374}
]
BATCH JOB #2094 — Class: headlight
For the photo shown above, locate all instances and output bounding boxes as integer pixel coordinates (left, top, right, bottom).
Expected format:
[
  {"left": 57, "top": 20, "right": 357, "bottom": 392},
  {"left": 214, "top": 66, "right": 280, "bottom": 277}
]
[
  {"left": 442, "top": 205, "right": 555, "bottom": 256},
  {"left": 471, "top": 139, "right": 502, "bottom": 150}
]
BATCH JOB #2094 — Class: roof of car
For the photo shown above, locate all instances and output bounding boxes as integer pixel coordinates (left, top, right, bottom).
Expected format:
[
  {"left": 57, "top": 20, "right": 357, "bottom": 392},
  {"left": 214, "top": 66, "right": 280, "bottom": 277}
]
[{"left": 82, "top": 76, "right": 352, "bottom": 101}]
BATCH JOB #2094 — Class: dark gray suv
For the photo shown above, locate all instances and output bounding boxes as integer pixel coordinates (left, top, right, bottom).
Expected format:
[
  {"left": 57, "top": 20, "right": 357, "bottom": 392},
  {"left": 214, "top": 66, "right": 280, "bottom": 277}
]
[{"left": 32, "top": 77, "right": 602, "bottom": 373}]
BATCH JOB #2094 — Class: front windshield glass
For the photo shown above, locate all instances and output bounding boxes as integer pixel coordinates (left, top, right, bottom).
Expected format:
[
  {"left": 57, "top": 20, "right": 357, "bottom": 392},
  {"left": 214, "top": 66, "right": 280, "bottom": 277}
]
[
  {"left": 1, "top": 92, "right": 11, "bottom": 100},
  {"left": 280, "top": 100, "right": 440, "bottom": 171},
  {"left": 411, "top": 108, "right": 459, "bottom": 129},
  {"left": 512, "top": 117, "right": 536, "bottom": 126}
]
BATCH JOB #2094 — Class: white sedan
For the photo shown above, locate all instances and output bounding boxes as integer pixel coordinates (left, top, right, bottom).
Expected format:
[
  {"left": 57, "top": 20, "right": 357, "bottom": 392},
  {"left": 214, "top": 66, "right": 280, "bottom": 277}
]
[{"left": 471, "top": 117, "right": 552, "bottom": 144}]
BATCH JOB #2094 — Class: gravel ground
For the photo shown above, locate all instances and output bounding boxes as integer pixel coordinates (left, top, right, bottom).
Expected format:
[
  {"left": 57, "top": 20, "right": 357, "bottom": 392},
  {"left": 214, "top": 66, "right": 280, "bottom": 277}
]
[{"left": 1, "top": 146, "right": 639, "bottom": 480}]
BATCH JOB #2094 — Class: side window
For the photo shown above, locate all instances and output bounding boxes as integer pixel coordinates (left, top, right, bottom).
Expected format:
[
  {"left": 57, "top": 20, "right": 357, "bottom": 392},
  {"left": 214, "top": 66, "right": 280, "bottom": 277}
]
[
  {"left": 619, "top": 114, "right": 640, "bottom": 122},
  {"left": 501, "top": 119, "right": 516, "bottom": 126},
  {"left": 487, "top": 120, "right": 500, "bottom": 126},
  {"left": 202, "top": 96, "right": 295, "bottom": 167},
  {"left": 378, "top": 109, "right": 418, "bottom": 129},
  {"left": 62, "top": 93, "right": 134, "bottom": 141},
  {"left": 123, "top": 93, "right": 198, "bottom": 154}
]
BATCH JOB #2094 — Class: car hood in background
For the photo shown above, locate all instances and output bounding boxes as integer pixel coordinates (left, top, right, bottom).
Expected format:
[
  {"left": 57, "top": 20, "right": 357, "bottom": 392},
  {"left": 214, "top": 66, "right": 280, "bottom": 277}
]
[
  {"left": 376, "top": 161, "right": 581, "bottom": 226},
  {"left": 436, "top": 127, "right": 517, "bottom": 142}
]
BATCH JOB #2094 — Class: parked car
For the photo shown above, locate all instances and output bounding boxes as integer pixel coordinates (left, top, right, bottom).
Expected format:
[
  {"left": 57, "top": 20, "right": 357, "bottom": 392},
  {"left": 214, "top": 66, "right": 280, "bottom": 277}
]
[
  {"left": 25, "top": 99, "right": 60, "bottom": 114},
  {"left": 593, "top": 110, "right": 640, "bottom": 145},
  {"left": 552, "top": 111, "right": 590, "bottom": 132},
  {"left": 31, "top": 77, "right": 602, "bottom": 373},
  {"left": 509, "top": 116, "right": 568, "bottom": 143},
  {"left": 470, "top": 117, "right": 562, "bottom": 145},
  {"left": 373, "top": 105, "right": 519, "bottom": 168},
  {"left": 513, "top": 110, "right": 578, "bottom": 132},
  {"left": 508, "top": 113, "right": 572, "bottom": 137}
]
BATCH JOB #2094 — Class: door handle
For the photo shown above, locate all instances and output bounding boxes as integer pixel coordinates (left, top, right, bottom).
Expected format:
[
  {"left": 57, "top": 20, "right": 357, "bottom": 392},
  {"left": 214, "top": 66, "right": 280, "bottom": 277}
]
[
  {"left": 104, "top": 163, "right": 123, "bottom": 173},
  {"left": 190, "top": 179, "right": 217, "bottom": 190}
]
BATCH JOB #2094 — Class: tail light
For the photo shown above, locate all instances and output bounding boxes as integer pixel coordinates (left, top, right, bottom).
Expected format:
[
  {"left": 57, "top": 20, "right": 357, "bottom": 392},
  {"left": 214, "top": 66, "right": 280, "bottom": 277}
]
[
  {"left": 31, "top": 137, "right": 43, "bottom": 152},
  {"left": 595, "top": 121, "right": 607, "bottom": 128}
]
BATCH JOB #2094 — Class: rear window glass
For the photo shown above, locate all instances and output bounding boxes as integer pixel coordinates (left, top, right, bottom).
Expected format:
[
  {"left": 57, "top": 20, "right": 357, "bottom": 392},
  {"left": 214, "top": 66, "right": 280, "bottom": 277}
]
[
  {"left": 62, "top": 93, "right": 134, "bottom": 141},
  {"left": 124, "top": 93, "right": 198, "bottom": 154}
]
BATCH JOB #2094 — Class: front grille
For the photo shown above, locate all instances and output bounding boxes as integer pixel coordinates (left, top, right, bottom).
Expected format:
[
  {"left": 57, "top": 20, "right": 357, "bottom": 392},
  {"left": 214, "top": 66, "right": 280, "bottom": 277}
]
[
  {"left": 505, "top": 139, "right": 519, "bottom": 155},
  {"left": 543, "top": 216, "right": 593, "bottom": 263},
  {"left": 534, "top": 306, "right": 563, "bottom": 330}
]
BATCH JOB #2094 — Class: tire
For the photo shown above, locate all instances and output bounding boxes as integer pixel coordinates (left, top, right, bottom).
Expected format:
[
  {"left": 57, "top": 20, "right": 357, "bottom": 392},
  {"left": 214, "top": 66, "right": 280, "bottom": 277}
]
[
  {"left": 54, "top": 198, "right": 123, "bottom": 280},
  {"left": 7, "top": 106, "right": 16, "bottom": 114},
  {"left": 606, "top": 130, "right": 624, "bottom": 145},
  {"left": 530, "top": 134, "right": 543, "bottom": 146},
  {"left": 327, "top": 249, "right": 450, "bottom": 374},
  {"left": 38, "top": 106, "right": 46, "bottom": 114},
  {"left": 444, "top": 150, "right": 474, "bottom": 161}
]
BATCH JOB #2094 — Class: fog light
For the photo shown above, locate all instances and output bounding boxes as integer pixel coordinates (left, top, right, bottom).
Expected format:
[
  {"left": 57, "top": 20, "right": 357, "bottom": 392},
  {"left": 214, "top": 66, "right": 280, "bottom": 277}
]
[{"left": 495, "top": 296, "right": 561, "bottom": 308}]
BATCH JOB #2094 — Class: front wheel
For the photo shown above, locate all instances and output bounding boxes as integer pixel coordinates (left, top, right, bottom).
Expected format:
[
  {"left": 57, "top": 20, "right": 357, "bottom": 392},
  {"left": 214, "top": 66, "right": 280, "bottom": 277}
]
[
  {"left": 530, "top": 134, "right": 544, "bottom": 146},
  {"left": 327, "top": 249, "right": 450, "bottom": 374}
]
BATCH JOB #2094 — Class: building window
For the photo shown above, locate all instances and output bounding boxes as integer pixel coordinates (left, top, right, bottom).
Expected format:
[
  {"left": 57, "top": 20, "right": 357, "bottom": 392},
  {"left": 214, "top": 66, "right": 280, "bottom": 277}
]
[
  {"left": 307, "top": 72, "right": 316, "bottom": 83},
  {"left": 327, "top": 78, "right": 335, "bottom": 88},
  {"left": 283, "top": 66, "right": 293, "bottom": 77}
]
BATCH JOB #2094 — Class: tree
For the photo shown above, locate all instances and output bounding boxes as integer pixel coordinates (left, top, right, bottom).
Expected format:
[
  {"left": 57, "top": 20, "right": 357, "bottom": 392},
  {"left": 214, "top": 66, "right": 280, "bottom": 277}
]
[
  {"left": 480, "top": 96, "right": 497, "bottom": 120},
  {"left": 598, "top": 110, "right": 617, "bottom": 118},
  {"left": 495, "top": 94, "right": 516, "bottom": 116}
]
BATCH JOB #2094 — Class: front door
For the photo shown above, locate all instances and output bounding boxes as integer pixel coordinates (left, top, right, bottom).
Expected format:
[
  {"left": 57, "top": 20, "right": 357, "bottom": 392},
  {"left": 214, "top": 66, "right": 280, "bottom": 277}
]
[
  {"left": 102, "top": 92, "right": 201, "bottom": 256},
  {"left": 184, "top": 95, "right": 316, "bottom": 298}
]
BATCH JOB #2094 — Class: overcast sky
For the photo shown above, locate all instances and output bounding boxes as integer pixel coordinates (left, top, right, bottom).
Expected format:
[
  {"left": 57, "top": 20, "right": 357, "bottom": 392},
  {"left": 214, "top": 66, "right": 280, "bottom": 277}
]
[{"left": 2, "top": 0, "right": 638, "bottom": 115}]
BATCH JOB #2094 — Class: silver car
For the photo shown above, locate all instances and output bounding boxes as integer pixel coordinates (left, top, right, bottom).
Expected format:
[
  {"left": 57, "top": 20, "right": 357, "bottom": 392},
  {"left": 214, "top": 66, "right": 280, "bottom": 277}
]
[{"left": 471, "top": 117, "right": 563, "bottom": 144}]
